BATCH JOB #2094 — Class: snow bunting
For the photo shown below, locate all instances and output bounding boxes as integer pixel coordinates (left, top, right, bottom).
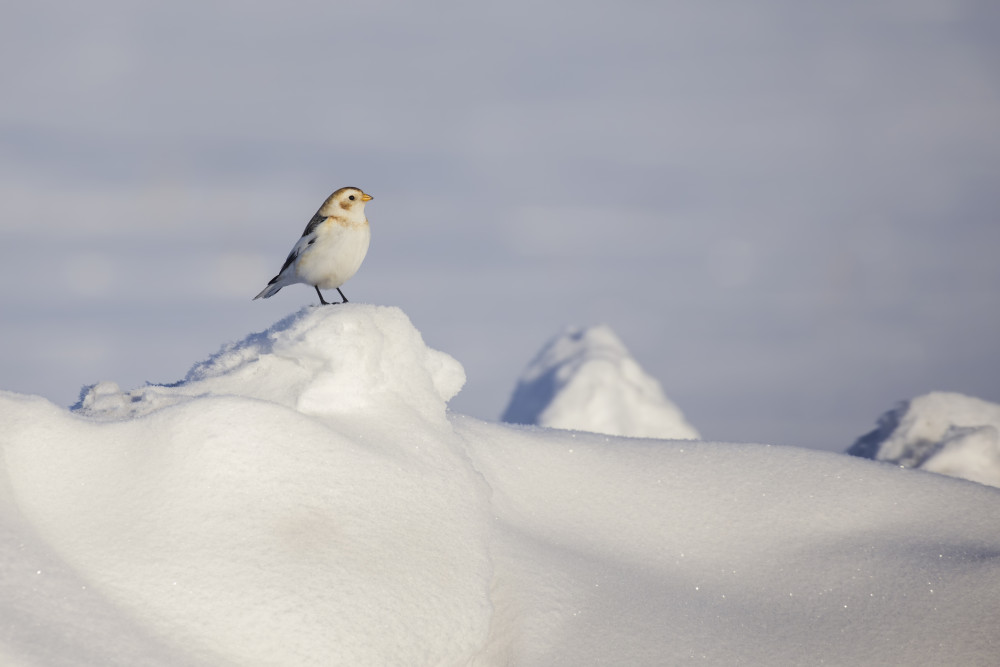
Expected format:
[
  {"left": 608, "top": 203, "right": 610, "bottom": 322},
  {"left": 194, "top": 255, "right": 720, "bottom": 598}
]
[{"left": 253, "top": 187, "right": 373, "bottom": 305}]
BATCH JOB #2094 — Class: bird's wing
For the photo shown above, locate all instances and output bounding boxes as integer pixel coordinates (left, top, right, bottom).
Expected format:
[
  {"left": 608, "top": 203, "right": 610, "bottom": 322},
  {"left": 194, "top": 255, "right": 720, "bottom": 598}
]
[
  {"left": 273, "top": 213, "right": 327, "bottom": 278},
  {"left": 299, "top": 211, "right": 327, "bottom": 239}
]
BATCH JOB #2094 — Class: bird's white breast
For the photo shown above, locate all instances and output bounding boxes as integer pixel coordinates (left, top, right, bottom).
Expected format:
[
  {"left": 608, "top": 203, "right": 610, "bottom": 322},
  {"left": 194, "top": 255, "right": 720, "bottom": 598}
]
[{"left": 295, "top": 218, "right": 371, "bottom": 289}]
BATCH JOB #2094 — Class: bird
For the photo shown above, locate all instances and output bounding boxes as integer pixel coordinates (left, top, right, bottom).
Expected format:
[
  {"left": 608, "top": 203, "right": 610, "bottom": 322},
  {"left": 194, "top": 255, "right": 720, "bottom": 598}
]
[{"left": 253, "top": 186, "right": 373, "bottom": 306}]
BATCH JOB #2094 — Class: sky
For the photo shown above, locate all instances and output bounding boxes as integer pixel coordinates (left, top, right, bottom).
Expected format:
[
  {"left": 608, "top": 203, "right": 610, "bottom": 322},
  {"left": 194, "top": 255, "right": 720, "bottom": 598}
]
[{"left": 1, "top": 0, "right": 998, "bottom": 451}]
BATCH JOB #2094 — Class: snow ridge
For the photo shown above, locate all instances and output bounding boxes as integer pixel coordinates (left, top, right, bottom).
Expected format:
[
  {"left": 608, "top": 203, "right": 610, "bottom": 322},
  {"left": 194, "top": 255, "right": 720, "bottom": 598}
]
[
  {"left": 1, "top": 307, "right": 999, "bottom": 665},
  {"left": 74, "top": 305, "right": 466, "bottom": 424}
]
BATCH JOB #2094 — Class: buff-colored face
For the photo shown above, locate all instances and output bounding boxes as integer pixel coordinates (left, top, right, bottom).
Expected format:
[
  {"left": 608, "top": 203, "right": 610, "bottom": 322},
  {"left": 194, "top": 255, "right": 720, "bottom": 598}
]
[
  {"left": 317, "top": 187, "right": 373, "bottom": 218},
  {"left": 334, "top": 187, "right": 373, "bottom": 212}
]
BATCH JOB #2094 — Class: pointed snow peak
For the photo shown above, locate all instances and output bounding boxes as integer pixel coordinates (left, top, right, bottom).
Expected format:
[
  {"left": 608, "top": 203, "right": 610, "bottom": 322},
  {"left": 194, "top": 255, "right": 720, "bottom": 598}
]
[
  {"left": 501, "top": 325, "right": 700, "bottom": 440},
  {"left": 75, "top": 304, "right": 466, "bottom": 425},
  {"left": 848, "top": 391, "right": 1000, "bottom": 487}
]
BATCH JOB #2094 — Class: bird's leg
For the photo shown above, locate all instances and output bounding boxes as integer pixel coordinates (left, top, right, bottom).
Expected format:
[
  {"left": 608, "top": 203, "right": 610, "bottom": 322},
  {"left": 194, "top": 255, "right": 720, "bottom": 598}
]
[
  {"left": 336, "top": 288, "right": 349, "bottom": 304},
  {"left": 315, "top": 286, "right": 331, "bottom": 305}
]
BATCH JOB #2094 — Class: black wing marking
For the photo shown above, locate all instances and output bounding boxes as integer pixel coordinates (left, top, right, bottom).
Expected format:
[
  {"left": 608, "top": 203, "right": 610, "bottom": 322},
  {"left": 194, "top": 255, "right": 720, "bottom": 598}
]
[
  {"left": 267, "top": 213, "right": 327, "bottom": 284},
  {"left": 300, "top": 212, "right": 327, "bottom": 238}
]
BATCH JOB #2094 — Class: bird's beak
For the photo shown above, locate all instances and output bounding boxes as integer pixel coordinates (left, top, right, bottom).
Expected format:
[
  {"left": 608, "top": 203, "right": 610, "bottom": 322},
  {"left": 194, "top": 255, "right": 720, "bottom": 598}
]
[{"left": 361, "top": 193, "right": 373, "bottom": 202}]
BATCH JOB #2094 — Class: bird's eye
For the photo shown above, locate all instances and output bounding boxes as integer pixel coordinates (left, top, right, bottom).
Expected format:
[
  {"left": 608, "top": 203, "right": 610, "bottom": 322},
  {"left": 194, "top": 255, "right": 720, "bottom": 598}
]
[{"left": 348, "top": 195, "right": 356, "bottom": 201}]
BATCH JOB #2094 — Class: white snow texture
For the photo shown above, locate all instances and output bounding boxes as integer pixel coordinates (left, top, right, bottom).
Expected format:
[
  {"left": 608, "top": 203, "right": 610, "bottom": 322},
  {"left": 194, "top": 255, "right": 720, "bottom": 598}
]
[
  {"left": 501, "top": 324, "right": 700, "bottom": 439},
  {"left": 1, "top": 305, "right": 999, "bottom": 666},
  {"left": 848, "top": 391, "right": 1000, "bottom": 488}
]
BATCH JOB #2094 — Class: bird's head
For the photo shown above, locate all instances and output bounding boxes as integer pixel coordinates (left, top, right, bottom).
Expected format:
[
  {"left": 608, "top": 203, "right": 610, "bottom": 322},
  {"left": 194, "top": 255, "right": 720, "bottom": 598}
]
[{"left": 319, "top": 186, "right": 373, "bottom": 218}]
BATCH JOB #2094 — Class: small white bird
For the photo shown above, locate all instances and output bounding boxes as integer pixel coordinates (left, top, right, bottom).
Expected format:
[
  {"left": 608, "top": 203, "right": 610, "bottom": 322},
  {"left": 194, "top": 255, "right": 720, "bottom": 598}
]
[{"left": 253, "top": 186, "right": 373, "bottom": 305}]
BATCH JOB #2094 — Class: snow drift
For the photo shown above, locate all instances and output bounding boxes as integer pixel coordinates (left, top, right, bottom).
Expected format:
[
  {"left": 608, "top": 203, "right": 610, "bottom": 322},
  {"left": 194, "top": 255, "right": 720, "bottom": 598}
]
[
  {"left": 4, "top": 306, "right": 491, "bottom": 665},
  {"left": 501, "top": 324, "right": 699, "bottom": 439},
  {"left": 1, "top": 305, "right": 999, "bottom": 666},
  {"left": 848, "top": 391, "right": 1000, "bottom": 488}
]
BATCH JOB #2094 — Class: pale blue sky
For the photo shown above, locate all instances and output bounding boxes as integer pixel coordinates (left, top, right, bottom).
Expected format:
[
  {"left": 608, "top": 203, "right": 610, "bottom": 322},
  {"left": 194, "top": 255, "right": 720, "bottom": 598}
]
[{"left": 2, "top": 0, "right": 998, "bottom": 450}]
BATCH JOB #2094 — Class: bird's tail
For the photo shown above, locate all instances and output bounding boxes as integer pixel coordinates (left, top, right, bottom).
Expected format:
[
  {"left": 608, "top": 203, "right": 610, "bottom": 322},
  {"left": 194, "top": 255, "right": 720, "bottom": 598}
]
[{"left": 252, "top": 281, "right": 283, "bottom": 300}]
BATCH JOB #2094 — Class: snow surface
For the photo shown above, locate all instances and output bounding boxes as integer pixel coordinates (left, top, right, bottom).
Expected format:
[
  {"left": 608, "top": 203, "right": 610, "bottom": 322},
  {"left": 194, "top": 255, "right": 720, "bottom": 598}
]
[
  {"left": 2, "top": 305, "right": 999, "bottom": 665},
  {"left": 848, "top": 391, "right": 1000, "bottom": 488},
  {"left": 501, "top": 325, "right": 700, "bottom": 439}
]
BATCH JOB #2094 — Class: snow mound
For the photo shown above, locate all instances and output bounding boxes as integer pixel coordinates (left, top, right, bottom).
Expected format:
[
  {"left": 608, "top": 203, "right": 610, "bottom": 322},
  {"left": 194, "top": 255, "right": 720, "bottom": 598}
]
[
  {"left": 75, "top": 304, "right": 466, "bottom": 425},
  {"left": 3, "top": 305, "right": 490, "bottom": 666},
  {"left": 501, "top": 324, "right": 699, "bottom": 439},
  {"left": 848, "top": 391, "right": 1000, "bottom": 487}
]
